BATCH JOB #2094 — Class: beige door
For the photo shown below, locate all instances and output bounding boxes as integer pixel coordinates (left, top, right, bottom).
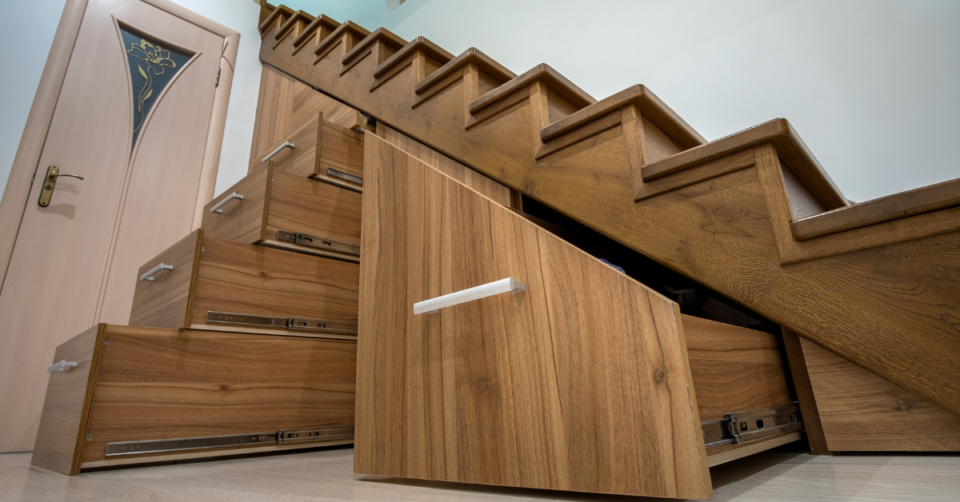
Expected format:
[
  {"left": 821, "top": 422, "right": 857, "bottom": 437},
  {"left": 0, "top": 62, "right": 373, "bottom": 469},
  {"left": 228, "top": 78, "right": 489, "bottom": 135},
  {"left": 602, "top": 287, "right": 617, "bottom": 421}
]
[{"left": 0, "top": 0, "right": 227, "bottom": 452}]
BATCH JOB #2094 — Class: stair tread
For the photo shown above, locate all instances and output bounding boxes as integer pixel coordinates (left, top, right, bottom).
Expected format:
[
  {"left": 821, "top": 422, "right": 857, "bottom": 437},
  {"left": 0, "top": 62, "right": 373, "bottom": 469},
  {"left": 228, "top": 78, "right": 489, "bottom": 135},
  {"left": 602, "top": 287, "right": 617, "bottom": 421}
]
[
  {"left": 541, "top": 84, "right": 704, "bottom": 149},
  {"left": 313, "top": 21, "right": 371, "bottom": 57},
  {"left": 342, "top": 27, "right": 407, "bottom": 65},
  {"left": 469, "top": 63, "right": 596, "bottom": 115},
  {"left": 275, "top": 10, "right": 313, "bottom": 41},
  {"left": 373, "top": 36, "right": 454, "bottom": 79},
  {"left": 415, "top": 47, "right": 516, "bottom": 95},
  {"left": 258, "top": 4, "right": 294, "bottom": 35},
  {"left": 292, "top": 14, "right": 340, "bottom": 48},
  {"left": 792, "top": 177, "right": 960, "bottom": 240},
  {"left": 644, "top": 118, "right": 848, "bottom": 210}
]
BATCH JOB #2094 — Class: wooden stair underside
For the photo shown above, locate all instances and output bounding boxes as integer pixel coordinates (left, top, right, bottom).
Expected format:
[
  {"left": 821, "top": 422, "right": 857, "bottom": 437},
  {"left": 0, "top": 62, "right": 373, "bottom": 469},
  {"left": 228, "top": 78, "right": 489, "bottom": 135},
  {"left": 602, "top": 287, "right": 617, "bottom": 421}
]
[{"left": 257, "top": 4, "right": 960, "bottom": 418}]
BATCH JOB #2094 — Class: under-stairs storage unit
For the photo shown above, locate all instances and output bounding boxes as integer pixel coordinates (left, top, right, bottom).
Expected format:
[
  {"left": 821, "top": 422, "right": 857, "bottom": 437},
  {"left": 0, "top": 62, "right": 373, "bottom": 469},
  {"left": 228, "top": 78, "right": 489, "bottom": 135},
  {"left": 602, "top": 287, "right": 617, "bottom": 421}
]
[{"left": 31, "top": 323, "right": 356, "bottom": 475}]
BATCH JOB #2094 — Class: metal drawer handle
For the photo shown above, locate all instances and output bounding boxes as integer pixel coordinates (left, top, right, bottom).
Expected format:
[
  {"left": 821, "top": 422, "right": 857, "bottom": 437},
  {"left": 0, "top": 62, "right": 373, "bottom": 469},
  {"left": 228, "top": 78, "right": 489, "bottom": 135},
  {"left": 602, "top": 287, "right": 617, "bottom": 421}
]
[
  {"left": 261, "top": 141, "right": 294, "bottom": 163},
  {"left": 140, "top": 263, "right": 174, "bottom": 282},
  {"left": 47, "top": 360, "right": 78, "bottom": 373},
  {"left": 209, "top": 192, "right": 244, "bottom": 213},
  {"left": 413, "top": 278, "right": 526, "bottom": 315}
]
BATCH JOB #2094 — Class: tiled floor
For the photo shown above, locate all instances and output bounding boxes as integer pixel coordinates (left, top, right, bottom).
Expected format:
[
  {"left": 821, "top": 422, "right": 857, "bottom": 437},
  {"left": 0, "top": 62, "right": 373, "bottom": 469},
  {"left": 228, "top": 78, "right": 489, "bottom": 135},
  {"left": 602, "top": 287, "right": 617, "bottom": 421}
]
[{"left": 1, "top": 447, "right": 958, "bottom": 501}]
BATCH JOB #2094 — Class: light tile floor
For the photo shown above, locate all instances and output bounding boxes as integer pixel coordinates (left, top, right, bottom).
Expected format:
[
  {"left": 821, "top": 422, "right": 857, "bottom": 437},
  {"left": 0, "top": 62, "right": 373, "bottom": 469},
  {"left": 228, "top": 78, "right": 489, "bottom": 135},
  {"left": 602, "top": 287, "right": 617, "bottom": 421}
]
[{"left": 1, "top": 447, "right": 958, "bottom": 501}]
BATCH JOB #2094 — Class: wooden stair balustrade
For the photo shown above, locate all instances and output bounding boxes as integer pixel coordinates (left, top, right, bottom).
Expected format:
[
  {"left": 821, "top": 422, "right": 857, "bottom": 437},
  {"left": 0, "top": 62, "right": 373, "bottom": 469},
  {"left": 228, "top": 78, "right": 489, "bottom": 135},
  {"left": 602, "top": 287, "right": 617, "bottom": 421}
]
[{"left": 256, "top": 4, "right": 960, "bottom": 419}]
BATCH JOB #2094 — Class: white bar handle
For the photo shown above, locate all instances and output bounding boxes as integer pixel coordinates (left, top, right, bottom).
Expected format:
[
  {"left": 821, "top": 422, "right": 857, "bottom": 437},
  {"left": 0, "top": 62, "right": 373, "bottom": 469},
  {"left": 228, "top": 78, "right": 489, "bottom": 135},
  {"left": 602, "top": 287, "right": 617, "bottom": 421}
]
[
  {"left": 261, "top": 141, "right": 294, "bottom": 163},
  {"left": 413, "top": 278, "right": 526, "bottom": 315},
  {"left": 47, "top": 360, "right": 78, "bottom": 373},
  {"left": 140, "top": 263, "right": 174, "bottom": 282},
  {"left": 209, "top": 192, "right": 244, "bottom": 213}
]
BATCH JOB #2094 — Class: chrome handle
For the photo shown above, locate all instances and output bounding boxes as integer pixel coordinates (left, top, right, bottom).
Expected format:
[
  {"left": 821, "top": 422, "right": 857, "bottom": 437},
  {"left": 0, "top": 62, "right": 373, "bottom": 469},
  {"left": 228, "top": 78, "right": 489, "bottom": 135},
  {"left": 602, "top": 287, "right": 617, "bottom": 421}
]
[
  {"left": 51, "top": 173, "right": 84, "bottom": 180},
  {"left": 261, "top": 141, "right": 294, "bottom": 163},
  {"left": 47, "top": 360, "right": 78, "bottom": 373},
  {"left": 413, "top": 278, "right": 526, "bottom": 315},
  {"left": 209, "top": 192, "right": 244, "bottom": 213},
  {"left": 139, "top": 263, "right": 174, "bottom": 282}
]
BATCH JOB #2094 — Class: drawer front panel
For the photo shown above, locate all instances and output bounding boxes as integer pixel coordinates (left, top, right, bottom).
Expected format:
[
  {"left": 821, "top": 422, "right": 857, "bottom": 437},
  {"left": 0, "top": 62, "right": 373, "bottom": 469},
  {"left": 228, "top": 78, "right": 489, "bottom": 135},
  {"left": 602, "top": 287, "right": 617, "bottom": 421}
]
[
  {"left": 129, "top": 231, "right": 202, "bottom": 329},
  {"left": 683, "top": 315, "right": 792, "bottom": 422},
  {"left": 266, "top": 168, "right": 363, "bottom": 250},
  {"left": 81, "top": 325, "right": 356, "bottom": 464},
  {"left": 271, "top": 112, "right": 321, "bottom": 178},
  {"left": 356, "top": 135, "right": 710, "bottom": 499},
  {"left": 201, "top": 167, "right": 269, "bottom": 244},
  {"left": 192, "top": 236, "right": 359, "bottom": 330}
]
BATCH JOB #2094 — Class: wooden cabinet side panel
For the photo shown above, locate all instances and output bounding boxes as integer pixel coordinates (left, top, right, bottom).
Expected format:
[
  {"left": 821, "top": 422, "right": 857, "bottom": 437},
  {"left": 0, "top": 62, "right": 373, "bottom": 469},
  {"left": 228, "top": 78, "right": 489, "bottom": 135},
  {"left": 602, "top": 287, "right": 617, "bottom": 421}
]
[
  {"left": 682, "top": 315, "right": 793, "bottom": 421},
  {"left": 265, "top": 169, "right": 362, "bottom": 248},
  {"left": 201, "top": 166, "right": 270, "bottom": 244},
  {"left": 801, "top": 338, "right": 960, "bottom": 451},
  {"left": 81, "top": 325, "right": 356, "bottom": 464},
  {"left": 129, "top": 230, "right": 202, "bottom": 328},
  {"left": 318, "top": 120, "right": 365, "bottom": 179},
  {"left": 356, "top": 135, "right": 710, "bottom": 499},
  {"left": 377, "top": 123, "right": 513, "bottom": 208},
  {"left": 31, "top": 324, "right": 106, "bottom": 475},
  {"left": 191, "top": 237, "right": 359, "bottom": 326}
]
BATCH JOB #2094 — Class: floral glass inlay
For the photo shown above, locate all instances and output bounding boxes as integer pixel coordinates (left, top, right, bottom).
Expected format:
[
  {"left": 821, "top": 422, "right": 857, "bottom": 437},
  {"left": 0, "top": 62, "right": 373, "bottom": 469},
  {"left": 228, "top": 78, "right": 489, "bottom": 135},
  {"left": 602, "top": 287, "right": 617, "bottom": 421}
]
[{"left": 120, "top": 27, "right": 192, "bottom": 150}]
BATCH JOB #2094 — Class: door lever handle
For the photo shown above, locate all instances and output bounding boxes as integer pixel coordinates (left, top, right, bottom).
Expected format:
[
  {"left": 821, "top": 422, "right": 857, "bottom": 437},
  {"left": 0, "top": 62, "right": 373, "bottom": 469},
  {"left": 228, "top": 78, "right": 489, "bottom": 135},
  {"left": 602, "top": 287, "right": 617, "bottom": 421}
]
[{"left": 38, "top": 165, "right": 84, "bottom": 207}]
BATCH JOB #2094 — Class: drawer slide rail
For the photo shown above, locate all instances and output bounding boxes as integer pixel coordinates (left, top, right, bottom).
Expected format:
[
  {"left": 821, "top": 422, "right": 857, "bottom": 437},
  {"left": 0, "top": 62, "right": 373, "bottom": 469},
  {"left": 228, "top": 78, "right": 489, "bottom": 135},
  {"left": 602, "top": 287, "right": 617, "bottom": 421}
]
[
  {"left": 276, "top": 230, "right": 360, "bottom": 257},
  {"left": 702, "top": 403, "right": 802, "bottom": 447},
  {"left": 205, "top": 311, "right": 358, "bottom": 335},
  {"left": 104, "top": 424, "right": 354, "bottom": 456}
]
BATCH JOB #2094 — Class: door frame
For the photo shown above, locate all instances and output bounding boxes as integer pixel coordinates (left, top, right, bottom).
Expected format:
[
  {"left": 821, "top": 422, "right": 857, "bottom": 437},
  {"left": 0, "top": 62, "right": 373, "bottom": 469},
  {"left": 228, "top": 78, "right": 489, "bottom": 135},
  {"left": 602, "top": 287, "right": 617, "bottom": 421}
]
[{"left": 0, "top": 0, "right": 239, "bottom": 288}]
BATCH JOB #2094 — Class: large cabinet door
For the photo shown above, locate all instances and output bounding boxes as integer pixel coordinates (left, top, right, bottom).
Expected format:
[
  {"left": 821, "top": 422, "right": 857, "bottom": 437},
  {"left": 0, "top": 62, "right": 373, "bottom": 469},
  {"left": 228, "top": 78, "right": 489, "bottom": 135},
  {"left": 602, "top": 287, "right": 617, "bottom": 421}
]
[
  {"left": 356, "top": 135, "right": 712, "bottom": 499},
  {"left": 0, "top": 0, "right": 225, "bottom": 452}
]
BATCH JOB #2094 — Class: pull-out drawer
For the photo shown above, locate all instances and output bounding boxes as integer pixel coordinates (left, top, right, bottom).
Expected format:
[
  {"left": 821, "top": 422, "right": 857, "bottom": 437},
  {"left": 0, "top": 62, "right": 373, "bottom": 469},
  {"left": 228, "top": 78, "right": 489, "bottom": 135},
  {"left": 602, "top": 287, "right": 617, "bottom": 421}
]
[
  {"left": 259, "top": 111, "right": 364, "bottom": 191},
  {"left": 129, "top": 229, "right": 358, "bottom": 338},
  {"left": 31, "top": 324, "right": 356, "bottom": 474},
  {"left": 202, "top": 163, "right": 362, "bottom": 262},
  {"left": 356, "top": 135, "right": 801, "bottom": 500}
]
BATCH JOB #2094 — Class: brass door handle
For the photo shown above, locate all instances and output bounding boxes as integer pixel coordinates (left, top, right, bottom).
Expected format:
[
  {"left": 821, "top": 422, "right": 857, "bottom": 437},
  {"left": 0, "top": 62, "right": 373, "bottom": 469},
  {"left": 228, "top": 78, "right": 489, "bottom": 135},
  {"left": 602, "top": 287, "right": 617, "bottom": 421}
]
[{"left": 38, "top": 165, "right": 84, "bottom": 207}]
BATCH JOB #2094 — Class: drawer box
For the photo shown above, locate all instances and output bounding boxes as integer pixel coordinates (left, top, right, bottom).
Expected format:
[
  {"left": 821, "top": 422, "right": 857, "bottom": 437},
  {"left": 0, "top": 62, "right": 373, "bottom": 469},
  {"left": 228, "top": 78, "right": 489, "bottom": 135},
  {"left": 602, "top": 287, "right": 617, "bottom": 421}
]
[
  {"left": 31, "top": 324, "right": 356, "bottom": 475},
  {"left": 129, "top": 229, "right": 358, "bottom": 338},
  {"left": 202, "top": 163, "right": 362, "bottom": 262},
  {"left": 356, "top": 135, "right": 801, "bottom": 499},
  {"left": 261, "top": 111, "right": 364, "bottom": 191}
]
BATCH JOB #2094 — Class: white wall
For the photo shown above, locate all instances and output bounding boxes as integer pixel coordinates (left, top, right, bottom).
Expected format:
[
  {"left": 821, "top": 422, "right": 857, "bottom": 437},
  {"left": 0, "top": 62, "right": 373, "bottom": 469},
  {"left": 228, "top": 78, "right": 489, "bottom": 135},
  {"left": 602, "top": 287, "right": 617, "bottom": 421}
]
[
  {"left": 0, "top": 0, "right": 262, "bottom": 201},
  {"left": 284, "top": 0, "right": 960, "bottom": 202},
  {"left": 4, "top": 1, "right": 959, "bottom": 203}
]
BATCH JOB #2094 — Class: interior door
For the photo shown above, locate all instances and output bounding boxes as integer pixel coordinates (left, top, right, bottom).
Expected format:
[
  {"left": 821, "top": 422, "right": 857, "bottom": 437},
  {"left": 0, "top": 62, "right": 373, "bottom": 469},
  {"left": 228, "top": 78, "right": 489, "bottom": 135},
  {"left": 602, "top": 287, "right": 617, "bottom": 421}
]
[{"left": 0, "top": 0, "right": 224, "bottom": 452}]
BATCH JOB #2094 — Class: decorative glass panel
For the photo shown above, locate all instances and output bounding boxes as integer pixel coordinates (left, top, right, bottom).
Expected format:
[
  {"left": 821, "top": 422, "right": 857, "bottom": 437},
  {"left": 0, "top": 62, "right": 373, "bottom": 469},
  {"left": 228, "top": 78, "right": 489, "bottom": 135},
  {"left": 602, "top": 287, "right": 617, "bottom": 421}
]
[{"left": 120, "top": 27, "right": 192, "bottom": 151}]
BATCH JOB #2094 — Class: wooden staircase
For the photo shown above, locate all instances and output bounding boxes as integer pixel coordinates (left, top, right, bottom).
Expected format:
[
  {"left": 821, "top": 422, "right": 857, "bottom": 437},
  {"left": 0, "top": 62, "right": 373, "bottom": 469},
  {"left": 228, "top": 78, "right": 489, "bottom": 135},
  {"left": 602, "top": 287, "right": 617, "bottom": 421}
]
[{"left": 256, "top": 3, "right": 960, "bottom": 421}]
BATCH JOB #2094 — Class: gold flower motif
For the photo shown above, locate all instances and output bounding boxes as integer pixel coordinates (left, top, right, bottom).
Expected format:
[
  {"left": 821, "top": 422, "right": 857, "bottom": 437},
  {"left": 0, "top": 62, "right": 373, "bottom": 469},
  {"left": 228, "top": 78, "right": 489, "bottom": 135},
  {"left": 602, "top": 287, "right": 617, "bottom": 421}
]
[{"left": 127, "top": 39, "right": 177, "bottom": 133}]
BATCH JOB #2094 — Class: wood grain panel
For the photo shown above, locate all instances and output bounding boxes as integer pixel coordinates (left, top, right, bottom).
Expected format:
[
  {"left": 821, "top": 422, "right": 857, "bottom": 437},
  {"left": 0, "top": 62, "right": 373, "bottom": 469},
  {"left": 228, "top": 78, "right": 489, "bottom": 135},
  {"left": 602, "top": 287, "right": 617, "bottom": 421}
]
[
  {"left": 248, "top": 65, "right": 358, "bottom": 172},
  {"left": 781, "top": 328, "right": 832, "bottom": 455},
  {"left": 801, "top": 338, "right": 960, "bottom": 451},
  {"left": 191, "top": 236, "right": 359, "bottom": 328},
  {"left": 31, "top": 325, "right": 105, "bottom": 475},
  {"left": 377, "top": 123, "right": 512, "bottom": 207},
  {"left": 356, "top": 135, "right": 711, "bottom": 499},
  {"left": 683, "top": 315, "right": 792, "bottom": 421},
  {"left": 128, "top": 230, "right": 203, "bottom": 329},
  {"left": 203, "top": 162, "right": 362, "bottom": 259},
  {"left": 201, "top": 166, "right": 270, "bottom": 244},
  {"left": 316, "top": 119, "right": 365, "bottom": 185},
  {"left": 81, "top": 325, "right": 356, "bottom": 464},
  {"left": 265, "top": 168, "right": 362, "bottom": 249}
]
